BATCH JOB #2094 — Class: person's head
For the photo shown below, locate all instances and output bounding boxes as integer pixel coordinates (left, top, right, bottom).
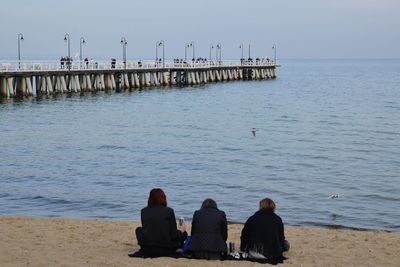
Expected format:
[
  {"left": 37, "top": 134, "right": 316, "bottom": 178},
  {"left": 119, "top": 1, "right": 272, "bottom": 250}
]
[
  {"left": 201, "top": 198, "right": 218, "bottom": 209},
  {"left": 259, "top": 198, "right": 276, "bottom": 212},
  {"left": 147, "top": 188, "right": 167, "bottom": 207}
]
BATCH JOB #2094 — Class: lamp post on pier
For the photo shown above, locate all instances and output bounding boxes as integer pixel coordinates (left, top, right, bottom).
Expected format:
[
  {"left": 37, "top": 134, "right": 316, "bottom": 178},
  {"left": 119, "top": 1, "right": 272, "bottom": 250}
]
[
  {"left": 80, "top": 37, "right": 86, "bottom": 66},
  {"left": 156, "top": 40, "right": 165, "bottom": 68},
  {"left": 239, "top": 44, "right": 244, "bottom": 59},
  {"left": 120, "top": 37, "right": 128, "bottom": 69},
  {"left": 248, "top": 44, "right": 251, "bottom": 59},
  {"left": 272, "top": 44, "right": 277, "bottom": 65},
  {"left": 191, "top": 41, "right": 195, "bottom": 61},
  {"left": 185, "top": 43, "right": 188, "bottom": 61},
  {"left": 17, "top": 33, "right": 24, "bottom": 69},
  {"left": 155, "top": 41, "right": 159, "bottom": 65},
  {"left": 209, "top": 44, "right": 214, "bottom": 62},
  {"left": 185, "top": 42, "right": 194, "bottom": 61},
  {"left": 216, "top": 43, "right": 222, "bottom": 62},
  {"left": 64, "top": 33, "right": 71, "bottom": 70}
]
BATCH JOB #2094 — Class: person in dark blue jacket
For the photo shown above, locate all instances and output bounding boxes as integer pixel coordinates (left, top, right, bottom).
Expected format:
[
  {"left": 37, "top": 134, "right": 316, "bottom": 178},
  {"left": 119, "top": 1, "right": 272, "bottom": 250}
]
[
  {"left": 188, "top": 198, "right": 228, "bottom": 260},
  {"left": 240, "top": 198, "right": 289, "bottom": 260}
]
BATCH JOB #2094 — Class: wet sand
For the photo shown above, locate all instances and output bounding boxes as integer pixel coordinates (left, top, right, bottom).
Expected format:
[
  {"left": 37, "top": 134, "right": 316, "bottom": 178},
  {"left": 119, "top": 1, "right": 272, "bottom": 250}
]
[{"left": 1, "top": 216, "right": 399, "bottom": 266}]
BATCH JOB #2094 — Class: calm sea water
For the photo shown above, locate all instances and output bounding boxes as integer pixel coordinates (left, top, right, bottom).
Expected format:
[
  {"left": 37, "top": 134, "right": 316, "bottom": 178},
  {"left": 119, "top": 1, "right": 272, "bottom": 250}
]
[{"left": 1, "top": 59, "right": 399, "bottom": 231}]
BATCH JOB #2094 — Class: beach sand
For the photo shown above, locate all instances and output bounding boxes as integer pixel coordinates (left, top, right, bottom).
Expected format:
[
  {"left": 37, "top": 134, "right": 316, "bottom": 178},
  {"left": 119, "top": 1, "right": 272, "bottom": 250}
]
[{"left": 1, "top": 216, "right": 399, "bottom": 266}]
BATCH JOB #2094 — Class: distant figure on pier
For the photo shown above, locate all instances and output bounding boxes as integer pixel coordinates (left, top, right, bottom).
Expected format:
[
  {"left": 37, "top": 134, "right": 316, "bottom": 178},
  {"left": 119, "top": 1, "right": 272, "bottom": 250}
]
[
  {"left": 111, "top": 58, "right": 116, "bottom": 69},
  {"left": 135, "top": 188, "right": 187, "bottom": 257},
  {"left": 60, "top": 57, "right": 65, "bottom": 69},
  {"left": 241, "top": 198, "right": 289, "bottom": 262},
  {"left": 84, "top": 58, "right": 89, "bottom": 68}
]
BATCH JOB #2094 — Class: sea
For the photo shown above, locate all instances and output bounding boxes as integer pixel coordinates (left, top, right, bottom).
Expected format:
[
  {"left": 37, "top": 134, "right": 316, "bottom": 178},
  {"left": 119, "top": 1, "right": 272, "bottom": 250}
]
[{"left": 1, "top": 59, "right": 399, "bottom": 232}]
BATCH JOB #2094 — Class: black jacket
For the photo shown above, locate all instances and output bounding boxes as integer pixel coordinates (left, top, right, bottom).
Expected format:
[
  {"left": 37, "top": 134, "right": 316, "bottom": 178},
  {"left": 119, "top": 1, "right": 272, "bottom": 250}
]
[
  {"left": 188, "top": 207, "right": 228, "bottom": 253},
  {"left": 138, "top": 205, "right": 187, "bottom": 249},
  {"left": 240, "top": 209, "right": 285, "bottom": 258}
]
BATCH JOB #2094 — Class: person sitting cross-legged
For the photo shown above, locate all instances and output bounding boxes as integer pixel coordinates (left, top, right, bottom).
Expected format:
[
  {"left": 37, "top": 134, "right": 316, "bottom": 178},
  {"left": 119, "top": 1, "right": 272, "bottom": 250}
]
[
  {"left": 135, "top": 188, "right": 187, "bottom": 257},
  {"left": 188, "top": 198, "right": 228, "bottom": 260},
  {"left": 240, "top": 198, "right": 289, "bottom": 261}
]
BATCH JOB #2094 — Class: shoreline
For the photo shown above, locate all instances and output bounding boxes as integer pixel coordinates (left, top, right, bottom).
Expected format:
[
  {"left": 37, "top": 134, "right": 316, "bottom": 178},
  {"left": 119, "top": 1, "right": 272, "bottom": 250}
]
[{"left": 1, "top": 215, "right": 399, "bottom": 266}]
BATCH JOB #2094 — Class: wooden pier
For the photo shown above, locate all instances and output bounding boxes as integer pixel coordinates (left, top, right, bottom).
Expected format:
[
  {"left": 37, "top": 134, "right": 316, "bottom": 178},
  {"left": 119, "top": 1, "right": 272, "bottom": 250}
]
[{"left": 0, "top": 60, "right": 276, "bottom": 98}]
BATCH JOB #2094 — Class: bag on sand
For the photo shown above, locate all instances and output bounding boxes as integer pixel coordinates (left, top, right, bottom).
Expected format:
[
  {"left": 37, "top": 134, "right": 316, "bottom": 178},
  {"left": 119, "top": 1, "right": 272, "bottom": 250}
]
[{"left": 182, "top": 236, "right": 192, "bottom": 254}]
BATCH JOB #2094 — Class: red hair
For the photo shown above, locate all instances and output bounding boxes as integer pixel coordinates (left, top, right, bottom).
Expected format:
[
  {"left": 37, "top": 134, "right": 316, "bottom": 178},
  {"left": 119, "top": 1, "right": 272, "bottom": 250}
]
[{"left": 148, "top": 188, "right": 167, "bottom": 207}]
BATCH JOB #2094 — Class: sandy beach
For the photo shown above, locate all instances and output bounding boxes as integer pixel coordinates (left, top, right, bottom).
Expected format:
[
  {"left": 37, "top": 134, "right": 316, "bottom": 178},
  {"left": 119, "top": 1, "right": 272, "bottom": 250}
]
[{"left": 1, "top": 216, "right": 399, "bottom": 266}]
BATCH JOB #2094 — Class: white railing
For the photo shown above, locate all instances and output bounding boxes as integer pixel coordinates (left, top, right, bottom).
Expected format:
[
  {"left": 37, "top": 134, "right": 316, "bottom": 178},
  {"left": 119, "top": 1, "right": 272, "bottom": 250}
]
[{"left": 0, "top": 60, "right": 275, "bottom": 72}]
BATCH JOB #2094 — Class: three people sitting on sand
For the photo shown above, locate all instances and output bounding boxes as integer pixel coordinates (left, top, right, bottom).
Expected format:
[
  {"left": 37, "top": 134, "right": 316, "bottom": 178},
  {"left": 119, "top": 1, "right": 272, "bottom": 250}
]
[{"left": 135, "top": 188, "right": 289, "bottom": 260}]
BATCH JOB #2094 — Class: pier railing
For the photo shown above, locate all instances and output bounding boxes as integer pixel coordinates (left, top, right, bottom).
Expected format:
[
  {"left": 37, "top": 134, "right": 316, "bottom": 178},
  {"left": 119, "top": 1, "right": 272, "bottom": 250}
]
[{"left": 0, "top": 60, "right": 275, "bottom": 72}]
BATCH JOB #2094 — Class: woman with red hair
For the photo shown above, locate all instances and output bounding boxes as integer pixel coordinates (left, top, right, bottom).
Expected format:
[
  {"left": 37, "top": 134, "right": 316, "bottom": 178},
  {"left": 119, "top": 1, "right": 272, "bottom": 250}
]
[{"left": 135, "top": 188, "right": 187, "bottom": 256}]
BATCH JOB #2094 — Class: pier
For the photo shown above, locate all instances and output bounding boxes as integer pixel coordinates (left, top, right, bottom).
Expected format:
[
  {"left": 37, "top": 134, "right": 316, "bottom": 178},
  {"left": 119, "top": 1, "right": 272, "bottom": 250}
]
[{"left": 0, "top": 60, "right": 276, "bottom": 98}]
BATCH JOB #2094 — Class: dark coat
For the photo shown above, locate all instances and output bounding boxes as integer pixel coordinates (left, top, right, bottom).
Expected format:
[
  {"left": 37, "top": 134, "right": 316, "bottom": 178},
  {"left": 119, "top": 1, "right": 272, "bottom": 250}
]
[
  {"left": 188, "top": 207, "right": 228, "bottom": 253},
  {"left": 137, "top": 205, "right": 187, "bottom": 250},
  {"left": 240, "top": 209, "right": 285, "bottom": 258}
]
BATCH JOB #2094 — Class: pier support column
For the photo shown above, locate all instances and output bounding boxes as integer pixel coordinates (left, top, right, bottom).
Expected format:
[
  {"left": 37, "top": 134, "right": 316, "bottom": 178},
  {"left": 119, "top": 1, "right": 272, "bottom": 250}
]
[
  {"left": 191, "top": 72, "right": 197, "bottom": 85},
  {"left": 8, "top": 78, "right": 15, "bottom": 97},
  {"left": 124, "top": 74, "right": 129, "bottom": 89},
  {"left": 74, "top": 75, "right": 81, "bottom": 92},
  {"left": 60, "top": 76, "right": 67, "bottom": 93},
  {"left": 0, "top": 77, "right": 6, "bottom": 97},
  {"left": 145, "top": 73, "right": 151, "bottom": 87},
  {"left": 86, "top": 75, "right": 92, "bottom": 90},
  {"left": 110, "top": 74, "right": 116, "bottom": 90},
  {"left": 209, "top": 70, "right": 215, "bottom": 82},
  {"left": 26, "top": 77, "right": 33, "bottom": 96},
  {"left": 163, "top": 72, "right": 169, "bottom": 86},
  {"left": 271, "top": 68, "right": 276, "bottom": 79},
  {"left": 46, "top": 76, "right": 54, "bottom": 94},
  {"left": 15, "top": 77, "right": 27, "bottom": 96},
  {"left": 100, "top": 74, "right": 105, "bottom": 90},
  {"left": 216, "top": 70, "right": 221, "bottom": 81},
  {"left": 228, "top": 70, "right": 233, "bottom": 80},
  {"left": 134, "top": 73, "right": 140, "bottom": 88},
  {"left": 94, "top": 75, "right": 100, "bottom": 91},
  {"left": 55, "top": 76, "right": 61, "bottom": 93},
  {"left": 222, "top": 70, "right": 228, "bottom": 81},
  {"left": 151, "top": 72, "right": 159, "bottom": 86},
  {"left": 130, "top": 73, "right": 136, "bottom": 88}
]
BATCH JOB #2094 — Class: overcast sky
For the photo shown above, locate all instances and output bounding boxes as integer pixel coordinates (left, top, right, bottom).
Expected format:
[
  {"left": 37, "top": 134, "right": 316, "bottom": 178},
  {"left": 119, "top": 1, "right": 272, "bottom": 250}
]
[{"left": 1, "top": 0, "right": 399, "bottom": 60}]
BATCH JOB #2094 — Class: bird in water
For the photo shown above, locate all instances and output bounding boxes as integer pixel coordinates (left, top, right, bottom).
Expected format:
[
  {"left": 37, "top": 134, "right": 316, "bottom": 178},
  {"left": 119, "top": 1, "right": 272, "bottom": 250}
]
[
  {"left": 251, "top": 128, "right": 257, "bottom": 137},
  {"left": 328, "top": 194, "right": 339, "bottom": 199}
]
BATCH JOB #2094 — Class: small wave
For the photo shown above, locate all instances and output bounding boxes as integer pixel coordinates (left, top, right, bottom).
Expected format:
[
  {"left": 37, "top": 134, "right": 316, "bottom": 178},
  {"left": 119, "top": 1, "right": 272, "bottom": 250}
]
[
  {"left": 220, "top": 147, "right": 242, "bottom": 152},
  {"left": 295, "top": 221, "right": 383, "bottom": 232},
  {"left": 97, "top": 145, "right": 128, "bottom": 150},
  {"left": 92, "top": 201, "right": 126, "bottom": 209},
  {"left": 372, "top": 130, "right": 400, "bottom": 136},
  {"left": 360, "top": 193, "right": 400, "bottom": 202},
  {"left": 19, "top": 195, "right": 73, "bottom": 205},
  {"left": 0, "top": 193, "right": 11, "bottom": 198}
]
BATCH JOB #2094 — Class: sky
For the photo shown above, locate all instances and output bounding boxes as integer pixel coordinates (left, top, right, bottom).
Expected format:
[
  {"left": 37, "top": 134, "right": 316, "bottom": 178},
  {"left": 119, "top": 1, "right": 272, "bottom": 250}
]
[{"left": 0, "top": 0, "right": 399, "bottom": 60}]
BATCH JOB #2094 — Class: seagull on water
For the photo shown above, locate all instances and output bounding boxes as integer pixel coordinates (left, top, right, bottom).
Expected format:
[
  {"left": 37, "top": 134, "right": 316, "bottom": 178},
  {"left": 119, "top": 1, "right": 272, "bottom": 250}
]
[
  {"left": 251, "top": 128, "right": 257, "bottom": 137},
  {"left": 328, "top": 194, "right": 339, "bottom": 199}
]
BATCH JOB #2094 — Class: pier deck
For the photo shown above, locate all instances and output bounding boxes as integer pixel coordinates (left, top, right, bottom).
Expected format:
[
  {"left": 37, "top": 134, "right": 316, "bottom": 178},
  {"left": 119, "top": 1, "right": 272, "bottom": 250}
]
[{"left": 0, "top": 60, "right": 276, "bottom": 98}]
